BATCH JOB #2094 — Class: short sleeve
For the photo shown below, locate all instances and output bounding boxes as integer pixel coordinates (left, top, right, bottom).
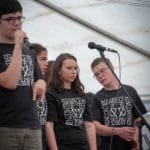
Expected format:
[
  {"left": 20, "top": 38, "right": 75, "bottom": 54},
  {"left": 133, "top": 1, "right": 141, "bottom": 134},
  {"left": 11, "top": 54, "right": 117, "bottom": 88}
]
[
  {"left": 46, "top": 90, "right": 59, "bottom": 122},
  {"left": 83, "top": 94, "right": 93, "bottom": 122},
  {"left": 92, "top": 94, "right": 103, "bottom": 122}
]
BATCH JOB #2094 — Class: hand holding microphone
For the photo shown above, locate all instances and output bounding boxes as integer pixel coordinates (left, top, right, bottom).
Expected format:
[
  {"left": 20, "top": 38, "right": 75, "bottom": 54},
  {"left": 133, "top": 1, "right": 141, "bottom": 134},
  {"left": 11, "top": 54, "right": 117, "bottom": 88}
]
[{"left": 14, "top": 30, "right": 27, "bottom": 45}]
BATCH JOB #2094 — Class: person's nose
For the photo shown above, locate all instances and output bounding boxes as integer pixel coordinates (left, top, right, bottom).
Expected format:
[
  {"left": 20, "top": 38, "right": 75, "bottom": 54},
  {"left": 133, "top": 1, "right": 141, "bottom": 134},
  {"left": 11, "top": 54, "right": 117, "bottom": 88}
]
[{"left": 45, "top": 61, "right": 48, "bottom": 67}]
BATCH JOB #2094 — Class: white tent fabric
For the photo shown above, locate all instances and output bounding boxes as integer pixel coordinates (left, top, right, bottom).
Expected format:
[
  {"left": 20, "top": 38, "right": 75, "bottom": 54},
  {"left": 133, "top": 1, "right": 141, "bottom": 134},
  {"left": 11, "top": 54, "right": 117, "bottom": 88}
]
[{"left": 20, "top": 0, "right": 150, "bottom": 96}]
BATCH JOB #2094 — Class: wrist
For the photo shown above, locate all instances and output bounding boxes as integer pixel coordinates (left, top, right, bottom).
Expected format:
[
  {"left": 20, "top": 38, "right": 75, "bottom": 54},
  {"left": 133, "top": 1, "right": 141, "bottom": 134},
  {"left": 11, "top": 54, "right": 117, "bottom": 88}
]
[
  {"left": 112, "top": 127, "right": 116, "bottom": 135},
  {"left": 14, "top": 42, "right": 23, "bottom": 50},
  {"left": 112, "top": 127, "right": 119, "bottom": 135}
]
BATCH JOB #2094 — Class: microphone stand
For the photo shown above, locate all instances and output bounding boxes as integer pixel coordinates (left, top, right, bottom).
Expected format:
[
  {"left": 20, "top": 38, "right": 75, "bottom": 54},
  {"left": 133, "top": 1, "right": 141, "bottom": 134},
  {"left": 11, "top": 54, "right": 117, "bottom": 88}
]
[{"left": 99, "top": 50, "right": 150, "bottom": 131}]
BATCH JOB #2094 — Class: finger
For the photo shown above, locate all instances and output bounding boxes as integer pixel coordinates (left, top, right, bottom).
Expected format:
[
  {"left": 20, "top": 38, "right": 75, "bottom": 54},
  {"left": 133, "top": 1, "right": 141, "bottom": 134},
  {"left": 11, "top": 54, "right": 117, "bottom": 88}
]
[
  {"left": 32, "top": 88, "right": 37, "bottom": 101},
  {"left": 40, "top": 90, "right": 45, "bottom": 101}
]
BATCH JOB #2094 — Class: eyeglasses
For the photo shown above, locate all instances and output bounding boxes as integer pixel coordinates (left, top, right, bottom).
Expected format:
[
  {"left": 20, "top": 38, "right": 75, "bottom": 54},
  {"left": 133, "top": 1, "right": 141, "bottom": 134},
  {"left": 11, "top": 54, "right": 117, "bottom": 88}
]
[
  {"left": 94, "top": 67, "right": 109, "bottom": 77},
  {"left": 0, "top": 16, "right": 25, "bottom": 24}
]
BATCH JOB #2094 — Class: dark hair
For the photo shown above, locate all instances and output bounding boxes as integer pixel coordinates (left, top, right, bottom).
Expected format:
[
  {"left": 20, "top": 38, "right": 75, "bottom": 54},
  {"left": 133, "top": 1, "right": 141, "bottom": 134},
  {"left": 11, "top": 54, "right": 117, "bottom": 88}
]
[
  {"left": 44, "top": 60, "right": 55, "bottom": 86},
  {"left": 91, "top": 57, "right": 113, "bottom": 69},
  {"left": 50, "top": 53, "right": 84, "bottom": 96},
  {"left": 0, "top": 0, "right": 22, "bottom": 18},
  {"left": 30, "top": 43, "right": 47, "bottom": 56}
]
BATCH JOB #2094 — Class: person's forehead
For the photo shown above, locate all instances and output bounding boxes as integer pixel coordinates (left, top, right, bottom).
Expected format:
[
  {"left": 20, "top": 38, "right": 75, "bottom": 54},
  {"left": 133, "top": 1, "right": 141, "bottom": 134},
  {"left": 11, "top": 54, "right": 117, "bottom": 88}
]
[
  {"left": 62, "top": 59, "right": 76, "bottom": 65},
  {"left": 92, "top": 62, "right": 107, "bottom": 72},
  {"left": 97, "top": 62, "right": 107, "bottom": 68},
  {"left": 38, "top": 50, "right": 47, "bottom": 56}
]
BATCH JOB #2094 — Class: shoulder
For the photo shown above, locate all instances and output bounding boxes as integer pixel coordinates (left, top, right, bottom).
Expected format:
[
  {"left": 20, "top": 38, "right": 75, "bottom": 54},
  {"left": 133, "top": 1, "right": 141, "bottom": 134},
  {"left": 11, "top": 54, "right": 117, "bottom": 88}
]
[
  {"left": 0, "top": 43, "right": 14, "bottom": 53},
  {"left": 92, "top": 89, "right": 105, "bottom": 102},
  {"left": 46, "top": 87, "right": 61, "bottom": 103},
  {"left": 122, "top": 84, "right": 137, "bottom": 92},
  {"left": 94, "top": 88, "right": 106, "bottom": 96},
  {"left": 46, "top": 87, "right": 57, "bottom": 94}
]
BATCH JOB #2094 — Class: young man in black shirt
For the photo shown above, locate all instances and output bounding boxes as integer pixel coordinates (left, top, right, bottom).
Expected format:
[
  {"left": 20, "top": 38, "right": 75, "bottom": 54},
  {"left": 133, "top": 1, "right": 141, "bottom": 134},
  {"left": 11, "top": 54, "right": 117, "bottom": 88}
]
[
  {"left": 0, "top": 0, "right": 46, "bottom": 149},
  {"left": 91, "top": 57, "right": 147, "bottom": 150}
]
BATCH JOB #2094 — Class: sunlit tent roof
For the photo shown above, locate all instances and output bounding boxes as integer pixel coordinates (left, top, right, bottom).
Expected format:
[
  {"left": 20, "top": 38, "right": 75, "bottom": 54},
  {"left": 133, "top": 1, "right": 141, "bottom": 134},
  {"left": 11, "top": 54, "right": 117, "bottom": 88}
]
[{"left": 21, "top": 0, "right": 150, "bottom": 103}]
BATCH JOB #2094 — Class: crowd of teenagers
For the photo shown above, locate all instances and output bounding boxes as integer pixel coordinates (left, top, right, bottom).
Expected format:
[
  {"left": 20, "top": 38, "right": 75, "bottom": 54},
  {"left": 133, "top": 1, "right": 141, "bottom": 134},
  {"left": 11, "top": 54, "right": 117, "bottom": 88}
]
[{"left": 0, "top": 0, "right": 147, "bottom": 150}]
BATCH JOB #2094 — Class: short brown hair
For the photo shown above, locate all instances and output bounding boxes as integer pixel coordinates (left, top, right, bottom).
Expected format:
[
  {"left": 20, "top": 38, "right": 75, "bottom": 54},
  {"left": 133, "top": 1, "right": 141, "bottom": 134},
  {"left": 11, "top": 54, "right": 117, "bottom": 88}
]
[{"left": 91, "top": 57, "right": 113, "bottom": 69}]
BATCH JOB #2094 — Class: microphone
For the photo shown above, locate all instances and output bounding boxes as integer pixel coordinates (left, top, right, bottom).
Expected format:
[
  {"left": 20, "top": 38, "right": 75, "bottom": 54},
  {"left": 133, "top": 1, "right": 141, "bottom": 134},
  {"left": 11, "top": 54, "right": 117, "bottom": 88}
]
[
  {"left": 24, "top": 38, "right": 31, "bottom": 49},
  {"left": 88, "top": 42, "right": 117, "bottom": 53},
  {"left": 24, "top": 37, "right": 28, "bottom": 43}
]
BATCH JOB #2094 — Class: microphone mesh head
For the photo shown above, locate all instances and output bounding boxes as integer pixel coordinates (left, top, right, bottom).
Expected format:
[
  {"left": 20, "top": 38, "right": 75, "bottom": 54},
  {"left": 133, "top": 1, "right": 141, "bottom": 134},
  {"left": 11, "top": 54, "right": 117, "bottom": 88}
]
[{"left": 88, "top": 42, "right": 95, "bottom": 49}]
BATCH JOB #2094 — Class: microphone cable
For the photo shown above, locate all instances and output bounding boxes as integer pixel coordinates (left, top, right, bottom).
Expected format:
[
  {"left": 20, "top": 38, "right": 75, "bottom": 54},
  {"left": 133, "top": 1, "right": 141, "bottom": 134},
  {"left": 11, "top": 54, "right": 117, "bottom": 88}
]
[
  {"left": 117, "top": 51, "right": 121, "bottom": 81},
  {"left": 108, "top": 52, "right": 122, "bottom": 150},
  {"left": 109, "top": 127, "right": 115, "bottom": 150}
]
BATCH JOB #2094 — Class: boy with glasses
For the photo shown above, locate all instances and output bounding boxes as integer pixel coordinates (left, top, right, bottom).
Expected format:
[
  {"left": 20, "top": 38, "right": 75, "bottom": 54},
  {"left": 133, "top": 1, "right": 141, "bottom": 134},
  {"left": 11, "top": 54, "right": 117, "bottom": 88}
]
[
  {"left": 91, "top": 57, "right": 147, "bottom": 150},
  {"left": 0, "top": 0, "right": 46, "bottom": 150}
]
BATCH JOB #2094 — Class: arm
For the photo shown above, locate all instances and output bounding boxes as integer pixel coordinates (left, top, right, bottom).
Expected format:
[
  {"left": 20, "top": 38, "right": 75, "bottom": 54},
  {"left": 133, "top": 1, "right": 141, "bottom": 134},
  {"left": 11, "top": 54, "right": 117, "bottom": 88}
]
[
  {"left": 130, "top": 118, "right": 141, "bottom": 150},
  {"left": 0, "top": 30, "right": 26, "bottom": 89},
  {"left": 94, "top": 121, "right": 115, "bottom": 136},
  {"left": 45, "top": 121, "right": 58, "bottom": 150},
  {"left": 94, "top": 120, "right": 136, "bottom": 142},
  {"left": 84, "top": 121, "right": 97, "bottom": 150},
  {"left": 131, "top": 126, "right": 139, "bottom": 150}
]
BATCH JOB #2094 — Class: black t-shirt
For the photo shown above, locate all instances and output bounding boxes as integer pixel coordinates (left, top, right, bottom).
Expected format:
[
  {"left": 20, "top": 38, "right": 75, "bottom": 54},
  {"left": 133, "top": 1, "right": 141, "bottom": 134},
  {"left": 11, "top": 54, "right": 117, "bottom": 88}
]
[
  {"left": 0, "top": 43, "right": 42, "bottom": 129},
  {"left": 92, "top": 85, "right": 147, "bottom": 150},
  {"left": 46, "top": 87, "right": 93, "bottom": 149}
]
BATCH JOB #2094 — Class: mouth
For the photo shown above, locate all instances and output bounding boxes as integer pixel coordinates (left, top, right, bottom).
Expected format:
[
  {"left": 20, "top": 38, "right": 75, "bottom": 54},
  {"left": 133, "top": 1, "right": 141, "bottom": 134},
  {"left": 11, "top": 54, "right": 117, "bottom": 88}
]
[
  {"left": 71, "top": 76, "right": 76, "bottom": 80},
  {"left": 100, "top": 78, "right": 106, "bottom": 84},
  {"left": 12, "top": 28, "right": 21, "bottom": 31}
]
